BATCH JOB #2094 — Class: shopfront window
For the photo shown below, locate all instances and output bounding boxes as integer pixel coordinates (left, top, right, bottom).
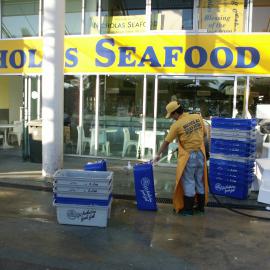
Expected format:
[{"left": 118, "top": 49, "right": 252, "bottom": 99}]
[
  {"left": 198, "top": 0, "right": 247, "bottom": 32},
  {"left": 249, "top": 77, "right": 270, "bottom": 118},
  {"left": 81, "top": 75, "right": 96, "bottom": 155},
  {"left": 65, "top": 0, "right": 82, "bottom": 35},
  {"left": 101, "top": 0, "right": 146, "bottom": 34},
  {"left": 99, "top": 75, "right": 144, "bottom": 158},
  {"left": 1, "top": 0, "right": 39, "bottom": 38},
  {"left": 151, "top": 0, "right": 193, "bottom": 31},
  {"left": 84, "top": 0, "right": 99, "bottom": 34},
  {"left": 252, "top": 0, "right": 270, "bottom": 32},
  {"left": 64, "top": 75, "right": 80, "bottom": 154},
  {"left": 156, "top": 76, "right": 236, "bottom": 163}
]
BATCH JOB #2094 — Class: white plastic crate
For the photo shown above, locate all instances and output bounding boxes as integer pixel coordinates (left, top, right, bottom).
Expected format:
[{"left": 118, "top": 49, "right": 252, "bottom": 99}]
[
  {"left": 54, "top": 169, "right": 113, "bottom": 181},
  {"left": 54, "top": 200, "right": 112, "bottom": 227},
  {"left": 54, "top": 177, "right": 112, "bottom": 188},
  {"left": 53, "top": 183, "right": 112, "bottom": 194}
]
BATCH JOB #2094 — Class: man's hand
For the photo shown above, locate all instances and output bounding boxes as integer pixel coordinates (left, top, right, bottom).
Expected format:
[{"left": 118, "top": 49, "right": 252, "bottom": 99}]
[{"left": 153, "top": 154, "right": 161, "bottom": 163}]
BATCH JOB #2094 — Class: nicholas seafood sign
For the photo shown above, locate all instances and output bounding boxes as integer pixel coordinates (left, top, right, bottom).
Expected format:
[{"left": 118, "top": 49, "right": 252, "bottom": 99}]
[{"left": 1, "top": 33, "right": 270, "bottom": 75}]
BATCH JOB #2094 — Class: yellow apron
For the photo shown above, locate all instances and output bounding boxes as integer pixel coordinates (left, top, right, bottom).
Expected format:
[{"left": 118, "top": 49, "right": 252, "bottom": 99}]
[{"left": 173, "top": 142, "right": 209, "bottom": 213}]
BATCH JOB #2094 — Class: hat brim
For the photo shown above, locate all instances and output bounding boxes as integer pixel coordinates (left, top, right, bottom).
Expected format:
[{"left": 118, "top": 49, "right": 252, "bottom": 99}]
[{"left": 165, "top": 104, "right": 180, "bottom": 118}]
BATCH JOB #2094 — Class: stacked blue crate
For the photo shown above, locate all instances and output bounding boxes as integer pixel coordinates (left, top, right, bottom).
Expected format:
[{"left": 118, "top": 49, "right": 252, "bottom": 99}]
[{"left": 209, "top": 118, "right": 256, "bottom": 199}]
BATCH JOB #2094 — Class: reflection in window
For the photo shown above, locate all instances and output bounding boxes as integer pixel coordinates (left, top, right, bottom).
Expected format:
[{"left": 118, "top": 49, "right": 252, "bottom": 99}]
[
  {"left": 157, "top": 76, "right": 236, "bottom": 121},
  {"left": 99, "top": 75, "right": 143, "bottom": 158},
  {"left": 100, "top": 0, "right": 146, "bottom": 34},
  {"left": 1, "top": 0, "right": 39, "bottom": 38},
  {"left": 84, "top": 0, "right": 99, "bottom": 34},
  {"left": 64, "top": 75, "right": 80, "bottom": 154},
  {"left": 198, "top": 0, "right": 247, "bottom": 32},
  {"left": 252, "top": 0, "right": 270, "bottom": 32},
  {"left": 65, "top": 0, "right": 82, "bottom": 35},
  {"left": 249, "top": 77, "right": 270, "bottom": 117},
  {"left": 151, "top": 0, "right": 193, "bottom": 31}
]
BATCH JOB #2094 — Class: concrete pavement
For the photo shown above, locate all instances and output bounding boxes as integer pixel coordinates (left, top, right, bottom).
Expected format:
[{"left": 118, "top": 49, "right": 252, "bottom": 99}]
[
  {"left": 0, "top": 149, "right": 270, "bottom": 269},
  {"left": 0, "top": 186, "right": 270, "bottom": 270}
]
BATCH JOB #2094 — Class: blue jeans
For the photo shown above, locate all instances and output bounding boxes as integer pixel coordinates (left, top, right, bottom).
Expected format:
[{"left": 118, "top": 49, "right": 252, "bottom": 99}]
[{"left": 182, "top": 150, "right": 205, "bottom": 197}]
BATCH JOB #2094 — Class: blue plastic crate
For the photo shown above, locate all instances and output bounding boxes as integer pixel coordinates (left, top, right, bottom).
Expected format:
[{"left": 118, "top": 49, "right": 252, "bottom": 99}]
[
  {"left": 209, "top": 178, "right": 251, "bottom": 199},
  {"left": 211, "top": 118, "right": 257, "bottom": 130},
  {"left": 209, "top": 158, "right": 254, "bottom": 169},
  {"left": 209, "top": 164, "right": 254, "bottom": 175},
  {"left": 210, "top": 146, "right": 256, "bottom": 158},
  {"left": 209, "top": 171, "right": 254, "bottom": 184},
  {"left": 133, "top": 162, "right": 157, "bottom": 211},
  {"left": 209, "top": 167, "right": 254, "bottom": 178},
  {"left": 84, "top": 160, "right": 107, "bottom": 171},
  {"left": 54, "top": 194, "right": 112, "bottom": 206},
  {"left": 211, "top": 138, "right": 256, "bottom": 149}
]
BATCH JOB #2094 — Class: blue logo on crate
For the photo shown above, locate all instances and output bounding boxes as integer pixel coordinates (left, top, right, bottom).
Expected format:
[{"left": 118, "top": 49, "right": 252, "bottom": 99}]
[
  {"left": 214, "top": 183, "right": 236, "bottom": 194},
  {"left": 140, "top": 177, "right": 154, "bottom": 203}
]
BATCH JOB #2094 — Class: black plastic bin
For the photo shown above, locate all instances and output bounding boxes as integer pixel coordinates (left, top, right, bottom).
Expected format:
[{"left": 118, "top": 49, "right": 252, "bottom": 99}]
[{"left": 28, "top": 119, "right": 42, "bottom": 163}]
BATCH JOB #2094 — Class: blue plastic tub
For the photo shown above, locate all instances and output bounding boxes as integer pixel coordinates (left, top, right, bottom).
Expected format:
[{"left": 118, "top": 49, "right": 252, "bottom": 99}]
[
  {"left": 211, "top": 138, "right": 256, "bottom": 149},
  {"left": 211, "top": 117, "right": 257, "bottom": 130},
  {"left": 209, "top": 178, "right": 251, "bottom": 199},
  {"left": 209, "top": 158, "right": 254, "bottom": 168},
  {"left": 133, "top": 162, "right": 157, "bottom": 211},
  {"left": 209, "top": 171, "right": 254, "bottom": 184},
  {"left": 210, "top": 147, "right": 255, "bottom": 158},
  {"left": 54, "top": 194, "right": 112, "bottom": 206},
  {"left": 84, "top": 160, "right": 107, "bottom": 171}
]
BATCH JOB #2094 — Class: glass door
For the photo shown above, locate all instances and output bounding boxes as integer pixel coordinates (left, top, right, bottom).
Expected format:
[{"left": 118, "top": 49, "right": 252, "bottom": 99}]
[{"left": 99, "top": 75, "right": 144, "bottom": 159}]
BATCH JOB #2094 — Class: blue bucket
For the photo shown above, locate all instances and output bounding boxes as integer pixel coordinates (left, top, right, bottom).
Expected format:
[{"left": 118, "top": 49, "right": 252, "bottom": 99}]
[
  {"left": 133, "top": 162, "right": 157, "bottom": 211},
  {"left": 84, "top": 160, "right": 107, "bottom": 171}
]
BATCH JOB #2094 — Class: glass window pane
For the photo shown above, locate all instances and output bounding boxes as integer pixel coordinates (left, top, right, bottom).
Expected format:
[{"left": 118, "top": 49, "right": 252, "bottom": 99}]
[
  {"left": 65, "top": 0, "right": 82, "bottom": 35},
  {"left": 84, "top": 0, "right": 99, "bottom": 34},
  {"left": 252, "top": 0, "right": 270, "bottom": 32},
  {"left": 101, "top": 0, "right": 146, "bottom": 34},
  {"left": 151, "top": 0, "right": 193, "bottom": 30},
  {"left": 156, "top": 76, "right": 236, "bottom": 164},
  {"left": 99, "top": 75, "right": 144, "bottom": 158},
  {"left": 64, "top": 75, "right": 80, "bottom": 154},
  {"left": 81, "top": 75, "right": 96, "bottom": 155},
  {"left": 1, "top": 0, "right": 39, "bottom": 38},
  {"left": 198, "top": 0, "right": 247, "bottom": 32},
  {"left": 249, "top": 77, "right": 270, "bottom": 118}
]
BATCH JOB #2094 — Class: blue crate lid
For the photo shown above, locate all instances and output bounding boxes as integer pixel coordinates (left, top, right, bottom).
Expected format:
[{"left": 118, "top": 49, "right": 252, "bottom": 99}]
[{"left": 211, "top": 117, "right": 257, "bottom": 130}]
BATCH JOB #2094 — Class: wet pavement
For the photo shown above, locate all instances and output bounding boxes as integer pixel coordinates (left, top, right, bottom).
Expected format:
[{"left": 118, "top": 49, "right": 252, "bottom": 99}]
[
  {"left": 0, "top": 186, "right": 270, "bottom": 270},
  {"left": 1, "top": 148, "right": 270, "bottom": 269}
]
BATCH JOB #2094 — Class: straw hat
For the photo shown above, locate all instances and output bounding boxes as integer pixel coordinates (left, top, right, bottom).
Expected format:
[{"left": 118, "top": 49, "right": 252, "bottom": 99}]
[{"left": 165, "top": 101, "right": 181, "bottom": 118}]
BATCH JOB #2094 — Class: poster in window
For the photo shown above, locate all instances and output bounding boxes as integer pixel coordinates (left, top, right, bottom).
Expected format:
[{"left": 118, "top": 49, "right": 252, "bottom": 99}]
[{"left": 199, "top": 0, "right": 245, "bottom": 32}]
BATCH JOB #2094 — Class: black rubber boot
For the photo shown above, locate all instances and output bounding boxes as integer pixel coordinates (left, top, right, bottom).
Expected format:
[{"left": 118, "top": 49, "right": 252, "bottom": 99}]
[
  {"left": 179, "top": 196, "right": 194, "bottom": 216},
  {"left": 194, "top": 194, "right": 205, "bottom": 215}
]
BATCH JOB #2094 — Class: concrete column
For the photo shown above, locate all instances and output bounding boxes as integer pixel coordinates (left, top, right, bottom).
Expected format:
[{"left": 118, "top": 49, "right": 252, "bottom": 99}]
[{"left": 42, "top": 0, "right": 65, "bottom": 177}]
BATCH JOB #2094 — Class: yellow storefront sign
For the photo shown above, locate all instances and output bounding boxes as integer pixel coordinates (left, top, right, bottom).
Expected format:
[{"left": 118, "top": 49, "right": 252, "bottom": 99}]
[{"left": 0, "top": 34, "right": 270, "bottom": 75}]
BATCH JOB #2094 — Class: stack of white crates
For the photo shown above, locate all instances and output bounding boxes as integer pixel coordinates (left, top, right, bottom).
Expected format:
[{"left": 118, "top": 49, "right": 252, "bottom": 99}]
[
  {"left": 209, "top": 118, "right": 256, "bottom": 199},
  {"left": 53, "top": 169, "right": 113, "bottom": 227}
]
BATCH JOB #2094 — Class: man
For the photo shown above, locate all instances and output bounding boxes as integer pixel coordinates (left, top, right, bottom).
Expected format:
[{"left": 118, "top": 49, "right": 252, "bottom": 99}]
[{"left": 154, "top": 101, "right": 208, "bottom": 216}]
